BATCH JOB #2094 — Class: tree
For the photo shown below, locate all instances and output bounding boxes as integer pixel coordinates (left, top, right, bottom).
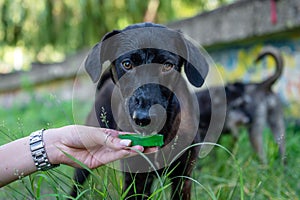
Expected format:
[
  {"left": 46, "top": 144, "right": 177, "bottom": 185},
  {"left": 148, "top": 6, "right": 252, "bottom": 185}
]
[{"left": 0, "top": 0, "right": 233, "bottom": 70}]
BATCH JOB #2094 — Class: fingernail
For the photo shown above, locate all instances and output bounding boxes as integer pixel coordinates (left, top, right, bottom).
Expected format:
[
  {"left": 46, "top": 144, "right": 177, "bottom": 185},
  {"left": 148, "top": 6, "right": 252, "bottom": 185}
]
[
  {"left": 132, "top": 146, "right": 144, "bottom": 152},
  {"left": 119, "top": 139, "right": 132, "bottom": 147}
]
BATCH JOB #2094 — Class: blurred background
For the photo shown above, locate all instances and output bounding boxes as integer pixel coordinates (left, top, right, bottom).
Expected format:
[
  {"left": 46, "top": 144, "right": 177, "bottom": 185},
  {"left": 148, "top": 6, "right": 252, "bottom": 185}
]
[
  {"left": 0, "top": 0, "right": 299, "bottom": 117},
  {"left": 0, "top": 0, "right": 232, "bottom": 71},
  {"left": 1, "top": 0, "right": 300, "bottom": 199}
]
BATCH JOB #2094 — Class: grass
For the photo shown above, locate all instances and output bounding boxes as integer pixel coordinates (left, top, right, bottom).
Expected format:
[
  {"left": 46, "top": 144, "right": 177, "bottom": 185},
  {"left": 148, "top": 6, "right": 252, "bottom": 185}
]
[{"left": 0, "top": 93, "right": 299, "bottom": 199}]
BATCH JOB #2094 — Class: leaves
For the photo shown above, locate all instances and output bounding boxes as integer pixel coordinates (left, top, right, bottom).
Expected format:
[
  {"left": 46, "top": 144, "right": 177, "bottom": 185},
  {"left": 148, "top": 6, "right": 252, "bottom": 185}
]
[{"left": 0, "top": 0, "right": 231, "bottom": 65}]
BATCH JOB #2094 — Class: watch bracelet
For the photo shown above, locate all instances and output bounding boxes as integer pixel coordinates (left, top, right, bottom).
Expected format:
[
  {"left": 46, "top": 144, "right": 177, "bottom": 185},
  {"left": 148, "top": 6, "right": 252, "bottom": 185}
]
[{"left": 29, "top": 129, "right": 59, "bottom": 171}]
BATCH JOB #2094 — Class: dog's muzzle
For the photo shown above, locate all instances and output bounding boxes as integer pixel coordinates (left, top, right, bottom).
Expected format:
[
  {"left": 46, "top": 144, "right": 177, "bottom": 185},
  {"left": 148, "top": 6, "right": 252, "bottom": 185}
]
[
  {"left": 132, "top": 110, "right": 151, "bottom": 127},
  {"left": 128, "top": 84, "right": 169, "bottom": 134}
]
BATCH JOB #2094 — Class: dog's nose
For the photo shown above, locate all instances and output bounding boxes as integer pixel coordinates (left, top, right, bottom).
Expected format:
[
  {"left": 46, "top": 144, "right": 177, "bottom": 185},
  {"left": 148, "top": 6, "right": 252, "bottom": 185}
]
[{"left": 132, "top": 111, "right": 151, "bottom": 127}]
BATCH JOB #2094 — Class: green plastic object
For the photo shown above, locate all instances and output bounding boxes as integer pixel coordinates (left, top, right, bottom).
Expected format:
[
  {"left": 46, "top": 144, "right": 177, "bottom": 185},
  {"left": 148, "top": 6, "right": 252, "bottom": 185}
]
[{"left": 118, "top": 134, "right": 164, "bottom": 147}]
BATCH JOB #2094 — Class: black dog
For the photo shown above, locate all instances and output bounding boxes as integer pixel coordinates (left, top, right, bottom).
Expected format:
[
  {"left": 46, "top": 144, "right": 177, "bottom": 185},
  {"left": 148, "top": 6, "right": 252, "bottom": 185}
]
[
  {"left": 197, "top": 46, "right": 286, "bottom": 164},
  {"left": 71, "top": 23, "right": 209, "bottom": 199}
]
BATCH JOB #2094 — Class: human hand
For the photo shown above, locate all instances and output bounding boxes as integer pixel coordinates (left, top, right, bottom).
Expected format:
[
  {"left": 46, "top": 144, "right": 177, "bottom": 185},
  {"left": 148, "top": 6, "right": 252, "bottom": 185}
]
[{"left": 43, "top": 125, "right": 155, "bottom": 169}]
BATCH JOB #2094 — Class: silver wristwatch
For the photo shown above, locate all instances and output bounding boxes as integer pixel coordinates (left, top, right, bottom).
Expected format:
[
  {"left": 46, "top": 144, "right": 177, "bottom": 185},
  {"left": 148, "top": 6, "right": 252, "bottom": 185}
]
[{"left": 29, "top": 129, "right": 59, "bottom": 171}]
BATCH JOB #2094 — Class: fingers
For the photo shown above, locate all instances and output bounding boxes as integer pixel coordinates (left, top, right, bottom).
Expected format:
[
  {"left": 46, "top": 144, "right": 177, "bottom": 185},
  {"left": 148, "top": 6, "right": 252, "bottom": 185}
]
[
  {"left": 119, "top": 139, "right": 132, "bottom": 146},
  {"left": 98, "top": 149, "right": 139, "bottom": 166},
  {"left": 102, "top": 129, "right": 160, "bottom": 154},
  {"left": 104, "top": 132, "right": 112, "bottom": 145},
  {"left": 143, "top": 147, "right": 159, "bottom": 154},
  {"left": 103, "top": 130, "right": 145, "bottom": 153},
  {"left": 73, "top": 125, "right": 156, "bottom": 154},
  {"left": 104, "top": 132, "right": 130, "bottom": 149}
]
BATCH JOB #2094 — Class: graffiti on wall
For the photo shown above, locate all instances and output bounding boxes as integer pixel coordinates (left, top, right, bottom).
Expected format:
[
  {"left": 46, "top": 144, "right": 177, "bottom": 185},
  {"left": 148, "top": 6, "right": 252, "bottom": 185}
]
[{"left": 209, "top": 38, "right": 300, "bottom": 117}]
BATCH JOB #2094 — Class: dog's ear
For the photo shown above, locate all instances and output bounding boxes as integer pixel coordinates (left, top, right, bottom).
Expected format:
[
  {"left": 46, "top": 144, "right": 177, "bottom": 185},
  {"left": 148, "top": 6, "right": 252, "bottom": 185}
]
[
  {"left": 84, "top": 43, "right": 101, "bottom": 83},
  {"left": 184, "top": 40, "right": 209, "bottom": 87},
  {"left": 84, "top": 30, "right": 120, "bottom": 83}
]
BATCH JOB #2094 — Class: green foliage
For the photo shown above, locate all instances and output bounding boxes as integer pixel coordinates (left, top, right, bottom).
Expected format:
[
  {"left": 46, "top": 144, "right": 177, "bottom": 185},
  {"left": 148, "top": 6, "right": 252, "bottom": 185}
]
[
  {"left": 0, "top": 93, "right": 89, "bottom": 144},
  {"left": 0, "top": 96, "right": 299, "bottom": 200},
  {"left": 0, "top": 0, "right": 233, "bottom": 70}
]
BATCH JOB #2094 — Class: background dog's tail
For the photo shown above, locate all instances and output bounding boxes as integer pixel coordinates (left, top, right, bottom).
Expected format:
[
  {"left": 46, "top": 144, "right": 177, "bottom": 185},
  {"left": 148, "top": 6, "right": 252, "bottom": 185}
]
[{"left": 255, "top": 46, "right": 284, "bottom": 90}]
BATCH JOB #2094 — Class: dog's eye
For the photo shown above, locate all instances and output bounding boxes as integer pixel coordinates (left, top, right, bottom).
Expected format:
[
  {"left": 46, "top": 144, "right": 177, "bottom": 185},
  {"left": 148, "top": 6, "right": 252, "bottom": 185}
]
[
  {"left": 121, "top": 60, "right": 133, "bottom": 70},
  {"left": 162, "top": 62, "right": 175, "bottom": 72}
]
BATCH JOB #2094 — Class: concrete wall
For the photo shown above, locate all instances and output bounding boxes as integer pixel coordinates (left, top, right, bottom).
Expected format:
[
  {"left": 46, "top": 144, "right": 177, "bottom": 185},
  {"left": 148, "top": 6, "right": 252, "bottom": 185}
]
[
  {"left": 0, "top": 50, "right": 93, "bottom": 108},
  {"left": 168, "top": 0, "right": 300, "bottom": 117},
  {"left": 168, "top": 0, "right": 300, "bottom": 47}
]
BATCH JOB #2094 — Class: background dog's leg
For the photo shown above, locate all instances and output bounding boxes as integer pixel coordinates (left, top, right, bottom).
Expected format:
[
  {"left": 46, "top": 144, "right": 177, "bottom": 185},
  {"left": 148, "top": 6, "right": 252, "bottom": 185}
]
[
  {"left": 267, "top": 97, "right": 286, "bottom": 164},
  {"left": 248, "top": 105, "right": 267, "bottom": 164},
  {"left": 230, "top": 125, "right": 240, "bottom": 143}
]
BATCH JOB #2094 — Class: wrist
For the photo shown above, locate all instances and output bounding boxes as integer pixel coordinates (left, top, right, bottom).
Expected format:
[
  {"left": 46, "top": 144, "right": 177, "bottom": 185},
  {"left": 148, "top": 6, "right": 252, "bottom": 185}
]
[
  {"left": 30, "top": 129, "right": 60, "bottom": 170},
  {"left": 43, "top": 128, "right": 64, "bottom": 165}
]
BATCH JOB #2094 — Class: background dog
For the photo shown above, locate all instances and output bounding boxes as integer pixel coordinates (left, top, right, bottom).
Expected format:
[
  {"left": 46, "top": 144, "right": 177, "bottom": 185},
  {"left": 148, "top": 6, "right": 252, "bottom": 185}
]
[
  {"left": 197, "top": 46, "right": 286, "bottom": 164},
  {"left": 71, "top": 23, "right": 209, "bottom": 200}
]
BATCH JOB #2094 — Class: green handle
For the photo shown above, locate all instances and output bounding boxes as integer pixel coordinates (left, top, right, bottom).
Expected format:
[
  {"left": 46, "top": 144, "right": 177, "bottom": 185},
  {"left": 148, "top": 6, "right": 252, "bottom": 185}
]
[{"left": 118, "top": 134, "right": 164, "bottom": 147}]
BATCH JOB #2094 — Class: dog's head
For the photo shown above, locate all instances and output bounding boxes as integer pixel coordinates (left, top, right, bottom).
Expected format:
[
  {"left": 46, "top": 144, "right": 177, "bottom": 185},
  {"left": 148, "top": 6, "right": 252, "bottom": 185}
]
[{"left": 84, "top": 23, "right": 209, "bottom": 135}]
